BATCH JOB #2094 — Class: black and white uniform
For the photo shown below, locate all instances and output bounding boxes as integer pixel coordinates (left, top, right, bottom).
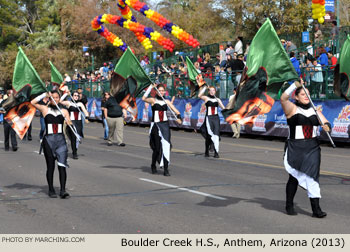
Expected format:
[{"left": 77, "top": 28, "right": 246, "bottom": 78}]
[
  {"left": 42, "top": 106, "right": 69, "bottom": 194},
  {"left": 149, "top": 98, "right": 171, "bottom": 168},
  {"left": 284, "top": 103, "right": 321, "bottom": 198},
  {"left": 43, "top": 107, "right": 68, "bottom": 168},
  {"left": 67, "top": 102, "right": 84, "bottom": 155},
  {"left": 200, "top": 95, "right": 220, "bottom": 153}
]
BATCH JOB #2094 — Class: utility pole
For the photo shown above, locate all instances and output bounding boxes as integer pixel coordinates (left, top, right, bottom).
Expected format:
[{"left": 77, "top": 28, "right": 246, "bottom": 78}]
[{"left": 91, "top": 54, "right": 94, "bottom": 73}]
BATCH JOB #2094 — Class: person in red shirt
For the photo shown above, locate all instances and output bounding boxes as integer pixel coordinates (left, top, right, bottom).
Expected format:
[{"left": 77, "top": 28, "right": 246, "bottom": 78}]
[{"left": 327, "top": 52, "right": 337, "bottom": 69}]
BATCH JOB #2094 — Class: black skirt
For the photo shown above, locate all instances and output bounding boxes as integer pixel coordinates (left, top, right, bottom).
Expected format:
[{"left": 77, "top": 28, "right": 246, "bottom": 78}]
[
  {"left": 285, "top": 138, "right": 321, "bottom": 182},
  {"left": 43, "top": 133, "right": 69, "bottom": 168},
  {"left": 150, "top": 121, "right": 171, "bottom": 166}
]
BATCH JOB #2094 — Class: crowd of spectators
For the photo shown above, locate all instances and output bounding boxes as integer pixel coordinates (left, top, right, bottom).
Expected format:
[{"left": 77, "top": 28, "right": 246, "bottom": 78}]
[
  {"left": 137, "top": 37, "right": 248, "bottom": 99},
  {"left": 62, "top": 22, "right": 340, "bottom": 100}
]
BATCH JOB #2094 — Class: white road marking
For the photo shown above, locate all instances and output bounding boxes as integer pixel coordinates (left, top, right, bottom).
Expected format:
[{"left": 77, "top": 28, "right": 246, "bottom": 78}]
[{"left": 140, "top": 178, "right": 227, "bottom": 200}]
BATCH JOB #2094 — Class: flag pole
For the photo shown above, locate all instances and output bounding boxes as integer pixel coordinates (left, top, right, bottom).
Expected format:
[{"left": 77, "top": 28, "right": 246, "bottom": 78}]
[{"left": 301, "top": 84, "right": 336, "bottom": 148}]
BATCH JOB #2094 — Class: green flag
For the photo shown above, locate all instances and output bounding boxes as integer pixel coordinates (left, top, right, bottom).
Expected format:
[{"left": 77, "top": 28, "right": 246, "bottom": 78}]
[
  {"left": 12, "top": 47, "right": 46, "bottom": 95},
  {"left": 246, "top": 18, "right": 298, "bottom": 98},
  {"left": 334, "top": 34, "right": 350, "bottom": 100},
  {"left": 186, "top": 56, "right": 206, "bottom": 97},
  {"left": 186, "top": 56, "right": 199, "bottom": 82},
  {"left": 222, "top": 19, "right": 298, "bottom": 125},
  {"left": 49, "top": 61, "right": 64, "bottom": 85},
  {"left": 114, "top": 47, "right": 152, "bottom": 96}
]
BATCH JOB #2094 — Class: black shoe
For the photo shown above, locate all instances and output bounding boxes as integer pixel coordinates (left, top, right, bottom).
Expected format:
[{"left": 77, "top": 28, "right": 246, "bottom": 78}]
[
  {"left": 204, "top": 151, "right": 209, "bottom": 157},
  {"left": 310, "top": 198, "right": 327, "bottom": 218},
  {"left": 285, "top": 205, "right": 297, "bottom": 215},
  {"left": 214, "top": 152, "right": 219, "bottom": 158},
  {"left": 28, "top": 136, "right": 32, "bottom": 141},
  {"left": 59, "top": 191, "right": 70, "bottom": 199},
  {"left": 119, "top": 143, "right": 126, "bottom": 147},
  {"left": 163, "top": 168, "right": 170, "bottom": 176},
  {"left": 72, "top": 154, "right": 78, "bottom": 159},
  {"left": 107, "top": 142, "right": 113, "bottom": 146},
  {"left": 151, "top": 165, "right": 157, "bottom": 174},
  {"left": 5, "top": 147, "right": 9, "bottom": 151},
  {"left": 48, "top": 190, "right": 58, "bottom": 198},
  {"left": 12, "top": 147, "right": 18, "bottom": 152}
]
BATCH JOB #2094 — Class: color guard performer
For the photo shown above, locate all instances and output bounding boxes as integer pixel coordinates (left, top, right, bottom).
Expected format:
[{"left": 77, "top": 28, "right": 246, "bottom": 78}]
[
  {"left": 142, "top": 84, "right": 182, "bottom": 176},
  {"left": 281, "top": 80, "right": 331, "bottom": 218},
  {"left": 31, "top": 91, "right": 72, "bottom": 198},
  {"left": 60, "top": 91, "right": 89, "bottom": 159},
  {"left": 198, "top": 86, "right": 225, "bottom": 158}
]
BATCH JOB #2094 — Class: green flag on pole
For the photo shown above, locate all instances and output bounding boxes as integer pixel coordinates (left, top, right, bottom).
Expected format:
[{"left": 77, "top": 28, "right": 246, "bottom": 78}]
[
  {"left": 186, "top": 56, "right": 206, "bottom": 97},
  {"left": 222, "top": 19, "right": 299, "bottom": 125},
  {"left": 114, "top": 47, "right": 152, "bottom": 96},
  {"left": 245, "top": 18, "right": 298, "bottom": 98},
  {"left": 186, "top": 56, "right": 199, "bottom": 82},
  {"left": 334, "top": 34, "right": 350, "bottom": 100},
  {"left": 49, "top": 60, "right": 64, "bottom": 85},
  {"left": 12, "top": 47, "right": 46, "bottom": 95}
]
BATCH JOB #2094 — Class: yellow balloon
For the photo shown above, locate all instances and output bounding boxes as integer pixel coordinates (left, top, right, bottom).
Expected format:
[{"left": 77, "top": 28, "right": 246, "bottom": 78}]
[{"left": 318, "top": 17, "right": 324, "bottom": 24}]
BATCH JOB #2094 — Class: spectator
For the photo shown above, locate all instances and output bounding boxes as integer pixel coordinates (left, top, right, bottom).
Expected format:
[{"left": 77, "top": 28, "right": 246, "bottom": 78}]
[
  {"left": 286, "top": 41, "right": 297, "bottom": 54},
  {"left": 234, "top": 36, "right": 243, "bottom": 54},
  {"left": 304, "top": 57, "right": 314, "bottom": 86},
  {"left": 225, "top": 42, "right": 234, "bottom": 58},
  {"left": 154, "top": 55, "right": 162, "bottom": 75},
  {"left": 226, "top": 54, "right": 235, "bottom": 70},
  {"left": 104, "top": 94, "right": 127, "bottom": 147},
  {"left": 140, "top": 56, "right": 148, "bottom": 68},
  {"left": 234, "top": 54, "right": 245, "bottom": 84},
  {"left": 327, "top": 51, "right": 337, "bottom": 79},
  {"left": 290, "top": 52, "right": 301, "bottom": 76},
  {"left": 108, "top": 61, "right": 114, "bottom": 71},
  {"left": 64, "top": 73, "right": 71, "bottom": 82},
  {"left": 318, "top": 47, "right": 329, "bottom": 67},
  {"left": 219, "top": 45, "right": 227, "bottom": 68},
  {"left": 196, "top": 54, "right": 203, "bottom": 64},
  {"left": 281, "top": 39, "right": 287, "bottom": 50},
  {"left": 194, "top": 62, "right": 201, "bottom": 73},
  {"left": 101, "top": 63, "right": 108, "bottom": 78},
  {"left": 214, "top": 65, "right": 221, "bottom": 85},
  {"left": 331, "top": 21, "right": 339, "bottom": 52},
  {"left": 244, "top": 42, "right": 250, "bottom": 56},
  {"left": 0, "top": 93, "right": 3, "bottom": 124},
  {"left": 331, "top": 21, "right": 339, "bottom": 42},
  {"left": 77, "top": 87, "right": 88, "bottom": 108},
  {"left": 0, "top": 90, "right": 18, "bottom": 151},
  {"left": 327, "top": 51, "right": 337, "bottom": 69},
  {"left": 310, "top": 58, "right": 323, "bottom": 98},
  {"left": 101, "top": 92, "right": 110, "bottom": 140},
  {"left": 314, "top": 24, "right": 323, "bottom": 44}
]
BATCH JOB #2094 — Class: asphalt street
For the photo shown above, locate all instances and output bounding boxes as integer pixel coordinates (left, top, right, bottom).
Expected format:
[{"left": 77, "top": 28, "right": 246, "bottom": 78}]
[{"left": 0, "top": 118, "right": 349, "bottom": 234}]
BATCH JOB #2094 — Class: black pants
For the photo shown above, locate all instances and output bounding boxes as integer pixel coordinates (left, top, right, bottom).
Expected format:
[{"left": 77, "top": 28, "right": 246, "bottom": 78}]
[
  {"left": 67, "top": 127, "right": 77, "bottom": 155},
  {"left": 43, "top": 138, "right": 67, "bottom": 193},
  {"left": 3, "top": 121, "right": 17, "bottom": 149},
  {"left": 286, "top": 175, "right": 298, "bottom": 206}
]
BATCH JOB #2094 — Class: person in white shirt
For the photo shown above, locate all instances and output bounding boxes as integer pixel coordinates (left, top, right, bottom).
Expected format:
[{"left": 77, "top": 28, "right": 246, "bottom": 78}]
[
  {"left": 64, "top": 73, "right": 71, "bottom": 82},
  {"left": 234, "top": 36, "right": 243, "bottom": 55}
]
